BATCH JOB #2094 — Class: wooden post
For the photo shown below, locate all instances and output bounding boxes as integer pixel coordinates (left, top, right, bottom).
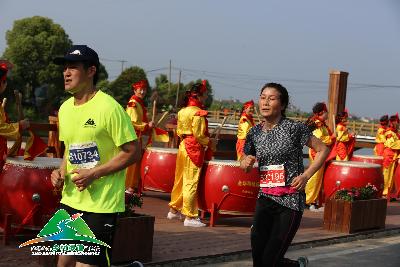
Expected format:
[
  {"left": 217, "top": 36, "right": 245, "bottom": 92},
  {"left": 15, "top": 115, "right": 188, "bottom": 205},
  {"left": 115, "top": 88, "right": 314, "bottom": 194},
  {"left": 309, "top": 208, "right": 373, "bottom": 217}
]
[{"left": 327, "top": 70, "right": 349, "bottom": 131}]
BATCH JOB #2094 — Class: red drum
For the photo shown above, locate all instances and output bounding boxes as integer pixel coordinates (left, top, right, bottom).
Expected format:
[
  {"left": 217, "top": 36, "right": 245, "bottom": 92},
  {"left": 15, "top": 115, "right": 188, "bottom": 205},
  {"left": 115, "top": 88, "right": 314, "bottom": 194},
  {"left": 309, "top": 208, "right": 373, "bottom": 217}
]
[
  {"left": 324, "top": 161, "right": 384, "bottom": 201},
  {"left": 351, "top": 154, "right": 383, "bottom": 167},
  {"left": 0, "top": 156, "right": 62, "bottom": 228},
  {"left": 198, "top": 160, "right": 259, "bottom": 226},
  {"left": 141, "top": 147, "right": 178, "bottom": 193}
]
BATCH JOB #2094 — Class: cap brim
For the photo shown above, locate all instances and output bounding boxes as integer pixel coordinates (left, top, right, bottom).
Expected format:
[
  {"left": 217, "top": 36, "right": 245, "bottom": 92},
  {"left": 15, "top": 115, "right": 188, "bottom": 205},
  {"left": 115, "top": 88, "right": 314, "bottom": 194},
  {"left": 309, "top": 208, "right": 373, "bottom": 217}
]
[{"left": 53, "top": 57, "right": 66, "bottom": 65}]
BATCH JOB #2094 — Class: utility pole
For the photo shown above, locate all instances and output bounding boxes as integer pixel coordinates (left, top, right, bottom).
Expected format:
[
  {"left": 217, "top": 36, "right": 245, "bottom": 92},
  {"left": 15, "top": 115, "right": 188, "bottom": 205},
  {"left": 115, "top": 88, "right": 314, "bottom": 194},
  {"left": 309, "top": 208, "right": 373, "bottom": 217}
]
[
  {"left": 120, "top": 60, "right": 127, "bottom": 73},
  {"left": 168, "top": 60, "right": 171, "bottom": 93},
  {"left": 175, "top": 70, "right": 181, "bottom": 108}
]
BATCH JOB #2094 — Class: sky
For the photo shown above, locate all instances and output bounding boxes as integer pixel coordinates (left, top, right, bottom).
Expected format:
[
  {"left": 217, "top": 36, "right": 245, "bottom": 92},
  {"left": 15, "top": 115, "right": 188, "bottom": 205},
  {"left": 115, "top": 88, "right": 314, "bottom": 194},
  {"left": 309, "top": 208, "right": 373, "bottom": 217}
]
[{"left": 1, "top": 0, "right": 399, "bottom": 119}]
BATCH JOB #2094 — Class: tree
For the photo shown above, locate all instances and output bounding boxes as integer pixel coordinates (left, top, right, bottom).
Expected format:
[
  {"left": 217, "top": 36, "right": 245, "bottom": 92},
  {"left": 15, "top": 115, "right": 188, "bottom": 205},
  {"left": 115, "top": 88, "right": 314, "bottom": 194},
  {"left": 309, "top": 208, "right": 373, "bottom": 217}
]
[
  {"left": 2, "top": 16, "right": 109, "bottom": 118},
  {"left": 109, "top": 66, "right": 150, "bottom": 106},
  {"left": 2, "top": 16, "right": 72, "bottom": 114}
]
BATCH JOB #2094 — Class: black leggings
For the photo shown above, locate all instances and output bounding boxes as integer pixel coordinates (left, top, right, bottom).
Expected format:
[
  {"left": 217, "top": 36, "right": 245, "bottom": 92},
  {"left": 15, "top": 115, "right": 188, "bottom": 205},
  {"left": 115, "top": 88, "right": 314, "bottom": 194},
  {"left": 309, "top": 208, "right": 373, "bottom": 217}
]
[{"left": 251, "top": 197, "right": 303, "bottom": 267}]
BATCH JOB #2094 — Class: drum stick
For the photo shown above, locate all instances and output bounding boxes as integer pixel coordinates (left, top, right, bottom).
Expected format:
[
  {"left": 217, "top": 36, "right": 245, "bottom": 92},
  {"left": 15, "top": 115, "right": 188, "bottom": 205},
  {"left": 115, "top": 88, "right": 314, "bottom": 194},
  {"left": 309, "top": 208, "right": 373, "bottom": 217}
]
[
  {"left": 7, "top": 91, "right": 24, "bottom": 157},
  {"left": 151, "top": 100, "right": 157, "bottom": 123},
  {"left": 2, "top": 98, "right": 6, "bottom": 109},
  {"left": 14, "top": 90, "right": 24, "bottom": 120},
  {"left": 156, "top": 111, "right": 169, "bottom": 126},
  {"left": 211, "top": 116, "right": 228, "bottom": 138}
]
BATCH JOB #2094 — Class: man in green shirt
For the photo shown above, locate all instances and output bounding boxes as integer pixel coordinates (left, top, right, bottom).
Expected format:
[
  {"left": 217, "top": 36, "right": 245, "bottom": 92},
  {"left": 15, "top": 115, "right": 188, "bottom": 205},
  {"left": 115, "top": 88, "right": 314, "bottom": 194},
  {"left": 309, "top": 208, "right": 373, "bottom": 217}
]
[{"left": 51, "top": 45, "right": 140, "bottom": 267}]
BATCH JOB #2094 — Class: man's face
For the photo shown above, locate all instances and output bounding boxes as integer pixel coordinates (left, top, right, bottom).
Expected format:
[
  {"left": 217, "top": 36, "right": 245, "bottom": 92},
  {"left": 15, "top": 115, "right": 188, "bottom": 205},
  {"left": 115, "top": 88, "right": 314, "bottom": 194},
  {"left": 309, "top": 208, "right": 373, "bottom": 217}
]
[
  {"left": 134, "top": 87, "right": 147, "bottom": 99},
  {"left": 63, "top": 62, "right": 95, "bottom": 94}
]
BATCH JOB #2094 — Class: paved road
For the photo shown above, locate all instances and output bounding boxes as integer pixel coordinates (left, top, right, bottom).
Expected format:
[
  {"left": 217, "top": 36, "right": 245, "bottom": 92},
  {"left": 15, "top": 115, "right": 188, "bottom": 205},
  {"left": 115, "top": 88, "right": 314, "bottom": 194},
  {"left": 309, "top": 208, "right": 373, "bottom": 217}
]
[{"left": 197, "top": 234, "right": 400, "bottom": 267}]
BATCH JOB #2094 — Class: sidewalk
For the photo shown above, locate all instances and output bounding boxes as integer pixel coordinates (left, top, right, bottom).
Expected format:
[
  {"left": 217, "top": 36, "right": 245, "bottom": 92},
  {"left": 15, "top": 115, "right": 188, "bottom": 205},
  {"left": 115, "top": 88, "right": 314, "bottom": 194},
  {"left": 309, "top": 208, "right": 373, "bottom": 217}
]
[
  {"left": 140, "top": 192, "right": 400, "bottom": 266},
  {"left": 1, "top": 191, "right": 399, "bottom": 267}
]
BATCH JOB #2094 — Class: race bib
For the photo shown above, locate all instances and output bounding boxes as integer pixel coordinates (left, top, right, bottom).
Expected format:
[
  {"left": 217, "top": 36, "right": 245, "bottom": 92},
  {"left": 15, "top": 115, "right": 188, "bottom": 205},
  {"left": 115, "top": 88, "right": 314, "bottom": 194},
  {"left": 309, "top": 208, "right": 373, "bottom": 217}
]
[
  {"left": 69, "top": 142, "right": 100, "bottom": 169},
  {"left": 259, "top": 164, "right": 285, "bottom": 188}
]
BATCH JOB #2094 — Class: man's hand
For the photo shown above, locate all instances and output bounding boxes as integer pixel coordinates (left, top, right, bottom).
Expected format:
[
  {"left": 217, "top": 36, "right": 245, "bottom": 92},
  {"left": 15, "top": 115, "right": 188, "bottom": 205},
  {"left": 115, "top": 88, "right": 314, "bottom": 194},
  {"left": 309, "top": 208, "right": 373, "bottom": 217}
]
[
  {"left": 240, "top": 155, "right": 256, "bottom": 172},
  {"left": 209, "top": 138, "right": 218, "bottom": 152},
  {"left": 19, "top": 119, "right": 30, "bottom": 130},
  {"left": 51, "top": 168, "right": 65, "bottom": 189},
  {"left": 291, "top": 173, "right": 309, "bottom": 191},
  {"left": 70, "top": 168, "right": 97, "bottom": 192},
  {"left": 148, "top": 121, "right": 154, "bottom": 129}
]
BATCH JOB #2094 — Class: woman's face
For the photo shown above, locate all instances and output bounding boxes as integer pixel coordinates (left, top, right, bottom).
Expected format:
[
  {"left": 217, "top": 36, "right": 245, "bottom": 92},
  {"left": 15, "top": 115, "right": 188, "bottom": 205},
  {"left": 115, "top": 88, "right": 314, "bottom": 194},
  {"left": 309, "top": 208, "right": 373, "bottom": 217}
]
[
  {"left": 320, "top": 110, "right": 328, "bottom": 121},
  {"left": 134, "top": 87, "right": 147, "bottom": 99},
  {"left": 0, "top": 80, "right": 7, "bottom": 94},
  {"left": 244, "top": 106, "right": 254, "bottom": 115},
  {"left": 199, "top": 91, "right": 208, "bottom": 104},
  {"left": 259, "top": 87, "right": 283, "bottom": 120}
]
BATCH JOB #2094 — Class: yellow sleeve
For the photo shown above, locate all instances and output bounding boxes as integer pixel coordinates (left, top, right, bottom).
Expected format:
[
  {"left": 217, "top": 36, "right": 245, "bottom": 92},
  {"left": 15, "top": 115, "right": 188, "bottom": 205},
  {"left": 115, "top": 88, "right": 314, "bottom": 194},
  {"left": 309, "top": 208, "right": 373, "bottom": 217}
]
[
  {"left": 192, "top": 114, "right": 209, "bottom": 147},
  {"left": 384, "top": 132, "right": 400, "bottom": 150},
  {"left": 375, "top": 128, "right": 386, "bottom": 143},
  {"left": 313, "top": 126, "right": 332, "bottom": 145},
  {"left": 336, "top": 125, "right": 350, "bottom": 142},
  {"left": 237, "top": 118, "right": 252, "bottom": 139},
  {"left": 0, "top": 109, "right": 20, "bottom": 140},
  {"left": 126, "top": 102, "right": 148, "bottom": 133}
]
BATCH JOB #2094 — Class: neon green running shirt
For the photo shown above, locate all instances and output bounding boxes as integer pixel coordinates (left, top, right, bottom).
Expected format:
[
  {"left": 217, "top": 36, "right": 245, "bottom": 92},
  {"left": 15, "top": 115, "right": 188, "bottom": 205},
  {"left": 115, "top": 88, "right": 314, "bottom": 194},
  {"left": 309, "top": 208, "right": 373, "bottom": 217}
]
[{"left": 58, "top": 90, "right": 137, "bottom": 213}]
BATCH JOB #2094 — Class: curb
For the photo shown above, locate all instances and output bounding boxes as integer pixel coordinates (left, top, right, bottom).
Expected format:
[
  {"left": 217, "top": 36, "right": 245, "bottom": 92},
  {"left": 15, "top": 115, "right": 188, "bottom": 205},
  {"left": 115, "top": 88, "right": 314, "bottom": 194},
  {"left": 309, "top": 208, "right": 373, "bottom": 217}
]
[{"left": 143, "top": 227, "right": 400, "bottom": 267}]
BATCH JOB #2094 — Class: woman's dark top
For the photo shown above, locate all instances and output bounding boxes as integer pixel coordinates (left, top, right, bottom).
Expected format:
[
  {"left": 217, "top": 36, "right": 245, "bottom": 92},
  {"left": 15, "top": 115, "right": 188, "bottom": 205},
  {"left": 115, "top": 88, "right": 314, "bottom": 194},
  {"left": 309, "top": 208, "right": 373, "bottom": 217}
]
[{"left": 244, "top": 117, "right": 312, "bottom": 211}]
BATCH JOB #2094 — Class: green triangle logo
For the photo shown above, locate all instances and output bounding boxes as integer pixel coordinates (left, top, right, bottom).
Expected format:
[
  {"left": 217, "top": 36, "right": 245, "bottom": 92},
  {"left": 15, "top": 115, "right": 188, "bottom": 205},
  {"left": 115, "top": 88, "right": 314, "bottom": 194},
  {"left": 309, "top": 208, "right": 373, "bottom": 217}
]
[{"left": 19, "top": 209, "right": 110, "bottom": 248}]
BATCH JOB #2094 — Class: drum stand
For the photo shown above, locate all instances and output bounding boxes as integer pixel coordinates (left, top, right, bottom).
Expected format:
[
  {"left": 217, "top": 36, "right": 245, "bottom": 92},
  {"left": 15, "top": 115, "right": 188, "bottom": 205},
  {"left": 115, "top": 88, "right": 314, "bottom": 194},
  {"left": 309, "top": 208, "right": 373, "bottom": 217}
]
[
  {"left": 1, "top": 214, "right": 12, "bottom": 245},
  {"left": 200, "top": 192, "right": 256, "bottom": 227},
  {"left": 1, "top": 204, "right": 49, "bottom": 246}
]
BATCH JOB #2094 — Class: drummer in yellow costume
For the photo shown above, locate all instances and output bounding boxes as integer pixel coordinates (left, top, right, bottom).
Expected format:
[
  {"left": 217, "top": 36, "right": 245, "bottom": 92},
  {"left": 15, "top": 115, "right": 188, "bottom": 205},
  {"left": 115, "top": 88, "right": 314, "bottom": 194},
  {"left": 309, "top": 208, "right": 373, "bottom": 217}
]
[
  {"left": 374, "top": 115, "right": 389, "bottom": 156},
  {"left": 382, "top": 114, "right": 400, "bottom": 197},
  {"left": 334, "top": 110, "right": 355, "bottom": 161},
  {"left": 305, "top": 102, "right": 333, "bottom": 210},
  {"left": 125, "top": 80, "right": 154, "bottom": 193},
  {"left": 0, "top": 63, "right": 29, "bottom": 169},
  {"left": 236, "top": 100, "right": 255, "bottom": 160},
  {"left": 167, "top": 80, "right": 215, "bottom": 227}
]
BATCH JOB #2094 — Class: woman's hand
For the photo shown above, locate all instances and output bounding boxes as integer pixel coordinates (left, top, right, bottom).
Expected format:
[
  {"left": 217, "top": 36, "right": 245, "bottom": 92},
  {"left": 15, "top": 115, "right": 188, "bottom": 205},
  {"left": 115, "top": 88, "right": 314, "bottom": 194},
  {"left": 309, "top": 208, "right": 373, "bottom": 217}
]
[
  {"left": 240, "top": 155, "right": 256, "bottom": 173},
  {"left": 291, "top": 173, "right": 309, "bottom": 191}
]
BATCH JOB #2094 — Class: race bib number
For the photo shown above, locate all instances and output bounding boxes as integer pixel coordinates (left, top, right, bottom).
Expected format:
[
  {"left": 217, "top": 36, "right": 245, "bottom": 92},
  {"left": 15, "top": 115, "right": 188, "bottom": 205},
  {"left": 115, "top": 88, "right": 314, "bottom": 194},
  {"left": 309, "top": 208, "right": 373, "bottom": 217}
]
[
  {"left": 69, "top": 142, "right": 100, "bottom": 169},
  {"left": 259, "top": 164, "right": 285, "bottom": 188}
]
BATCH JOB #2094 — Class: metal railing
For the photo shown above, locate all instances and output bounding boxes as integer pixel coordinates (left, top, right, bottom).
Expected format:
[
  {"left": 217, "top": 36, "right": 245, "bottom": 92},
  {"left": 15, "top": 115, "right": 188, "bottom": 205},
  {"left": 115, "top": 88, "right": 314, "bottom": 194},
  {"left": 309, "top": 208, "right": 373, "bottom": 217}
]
[{"left": 207, "top": 110, "right": 379, "bottom": 137}]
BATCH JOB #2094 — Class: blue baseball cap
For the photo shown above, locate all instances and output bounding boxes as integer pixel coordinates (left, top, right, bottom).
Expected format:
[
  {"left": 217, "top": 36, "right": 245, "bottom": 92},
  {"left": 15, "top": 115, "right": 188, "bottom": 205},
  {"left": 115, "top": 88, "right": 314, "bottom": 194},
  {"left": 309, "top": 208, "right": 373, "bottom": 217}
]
[{"left": 53, "top": 45, "right": 99, "bottom": 66}]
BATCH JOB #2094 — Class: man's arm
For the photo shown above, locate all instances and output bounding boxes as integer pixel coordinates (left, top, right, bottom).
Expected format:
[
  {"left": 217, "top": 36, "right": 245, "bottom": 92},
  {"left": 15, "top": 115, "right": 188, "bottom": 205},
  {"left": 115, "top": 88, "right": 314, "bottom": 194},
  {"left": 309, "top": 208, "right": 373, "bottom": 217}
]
[{"left": 71, "top": 140, "right": 140, "bottom": 191}]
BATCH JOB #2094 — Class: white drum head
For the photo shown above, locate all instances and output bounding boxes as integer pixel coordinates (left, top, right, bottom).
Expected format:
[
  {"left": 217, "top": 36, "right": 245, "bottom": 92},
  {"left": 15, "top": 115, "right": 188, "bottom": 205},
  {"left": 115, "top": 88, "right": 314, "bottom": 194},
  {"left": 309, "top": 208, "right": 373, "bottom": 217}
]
[
  {"left": 331, "top": 160, "right": 380, "bottom": 169},
  {"left": 352, "top": 154, "right": 383, "bottom": 160},
  {"left": 5, "top": 156, "right": 62, "bottom": 169},
  {"left": 146, "top": 147, "right": 178, "bottom": 154},
  {"left": 206, "top": 160, "right": 259, "bottom": 168}
]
